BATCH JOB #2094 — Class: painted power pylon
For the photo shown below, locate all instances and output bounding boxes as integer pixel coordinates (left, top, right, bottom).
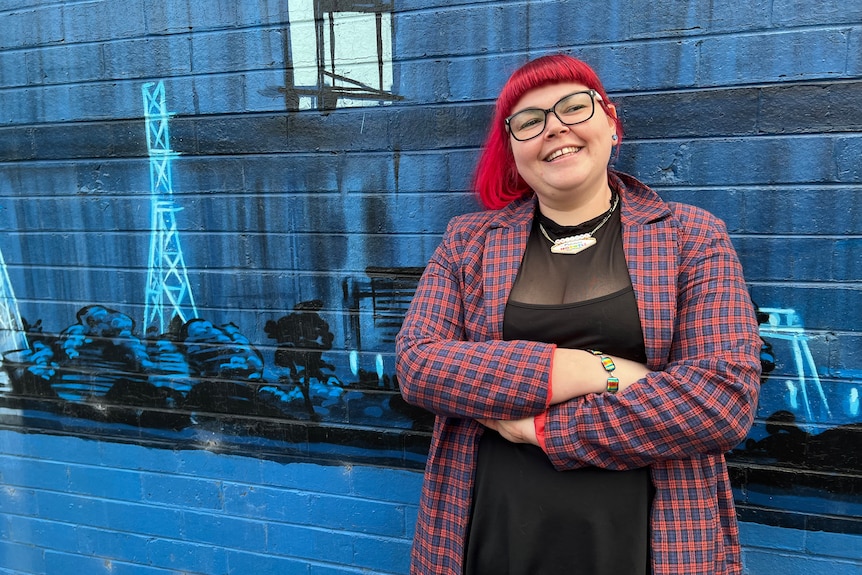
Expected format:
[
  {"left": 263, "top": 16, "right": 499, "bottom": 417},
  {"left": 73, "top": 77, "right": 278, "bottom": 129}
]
[
  {"left": 0, "top": 247, "right": 28, "bottom": 386},
  {"left": 0, "top": 247, "right": 27, "bottom": 353},
  {"left": 141, "top": 81, "right": 198, "bottom": 336}
]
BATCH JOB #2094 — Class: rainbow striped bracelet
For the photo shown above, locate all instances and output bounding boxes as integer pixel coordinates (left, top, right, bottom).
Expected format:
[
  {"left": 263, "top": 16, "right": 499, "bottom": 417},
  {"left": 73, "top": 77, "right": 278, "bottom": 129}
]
[{"left": 588, "top": 350, "right": 620, "bottom": 394}]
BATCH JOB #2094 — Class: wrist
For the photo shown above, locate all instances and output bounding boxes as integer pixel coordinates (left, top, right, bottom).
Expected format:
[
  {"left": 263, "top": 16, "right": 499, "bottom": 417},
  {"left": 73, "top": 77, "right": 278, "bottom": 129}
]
[{"left": 587, "top": 350, "right": 620, "bottom": 394}]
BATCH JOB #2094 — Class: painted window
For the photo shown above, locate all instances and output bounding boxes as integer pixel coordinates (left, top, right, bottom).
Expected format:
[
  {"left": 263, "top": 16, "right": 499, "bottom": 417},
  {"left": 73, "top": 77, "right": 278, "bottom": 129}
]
[{"left": 288, "top": 0, "right": 397, "bottom": 110}]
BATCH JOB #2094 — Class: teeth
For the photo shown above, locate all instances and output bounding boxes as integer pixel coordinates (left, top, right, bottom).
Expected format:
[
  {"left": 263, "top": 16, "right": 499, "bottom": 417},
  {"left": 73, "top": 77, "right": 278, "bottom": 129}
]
[{"left": 545, "top": 147, "right": 581, "bottom": 162}]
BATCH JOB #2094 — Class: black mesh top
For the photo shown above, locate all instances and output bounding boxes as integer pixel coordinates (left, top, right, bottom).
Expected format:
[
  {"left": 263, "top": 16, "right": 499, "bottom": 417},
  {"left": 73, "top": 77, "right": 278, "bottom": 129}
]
[{"left": 463, "top": 201, "right": 653, "bottom": 575}]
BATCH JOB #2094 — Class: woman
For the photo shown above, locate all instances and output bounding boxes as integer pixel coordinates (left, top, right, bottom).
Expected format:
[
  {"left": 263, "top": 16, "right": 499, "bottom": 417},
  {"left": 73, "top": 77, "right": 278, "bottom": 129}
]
[{"left": 395, "top": 54, "right": 761, "bottom": 575}]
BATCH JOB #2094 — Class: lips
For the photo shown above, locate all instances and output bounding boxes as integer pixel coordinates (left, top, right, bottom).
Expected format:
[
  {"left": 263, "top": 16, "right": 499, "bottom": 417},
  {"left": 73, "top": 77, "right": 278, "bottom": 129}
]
[{"left": 544, "top": 146, "right": 582, "bottom": 162}]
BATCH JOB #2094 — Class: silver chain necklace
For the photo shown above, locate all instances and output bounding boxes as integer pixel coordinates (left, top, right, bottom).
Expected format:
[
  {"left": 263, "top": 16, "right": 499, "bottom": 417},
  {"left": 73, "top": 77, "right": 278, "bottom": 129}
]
[{"left": 538, "top": 193, "right": 619, "bottom": 255}]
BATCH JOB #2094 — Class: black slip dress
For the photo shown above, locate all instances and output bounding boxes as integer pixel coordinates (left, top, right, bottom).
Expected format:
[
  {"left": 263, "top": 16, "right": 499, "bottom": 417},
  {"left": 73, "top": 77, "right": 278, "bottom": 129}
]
[{"left": 463, "top": 200, "right": 654, "bottom": 575}]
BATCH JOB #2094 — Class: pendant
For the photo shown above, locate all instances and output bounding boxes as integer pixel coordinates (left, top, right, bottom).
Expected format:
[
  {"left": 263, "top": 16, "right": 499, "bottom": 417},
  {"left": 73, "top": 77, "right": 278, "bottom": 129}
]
[{"left": 550, "top": 234, "right": 596, "bottom": 255}]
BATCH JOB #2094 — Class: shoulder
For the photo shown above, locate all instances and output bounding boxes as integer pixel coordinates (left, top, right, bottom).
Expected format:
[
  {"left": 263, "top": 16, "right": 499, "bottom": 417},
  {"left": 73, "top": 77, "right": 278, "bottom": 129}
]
[
  {"left": 665, "top": 202, "right": 730, "bottom": 250},
  {"left": 613, "top": 170, "right": 728, "bottom": 238},
  {"left": 443, "top": 197, "right": 534, "bottom": 241},
  {"left": 667, "top": 202, "right": 727, "bottom": 232}
]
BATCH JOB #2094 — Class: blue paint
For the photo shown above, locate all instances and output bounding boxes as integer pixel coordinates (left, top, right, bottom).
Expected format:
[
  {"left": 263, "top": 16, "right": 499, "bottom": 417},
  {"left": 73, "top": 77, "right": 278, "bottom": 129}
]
[
  {"left": 142, "top": 81, "right": 198, "bottom": 334},
  {"left": 0, "top": 1, "right": 860, "bottom": 574}
]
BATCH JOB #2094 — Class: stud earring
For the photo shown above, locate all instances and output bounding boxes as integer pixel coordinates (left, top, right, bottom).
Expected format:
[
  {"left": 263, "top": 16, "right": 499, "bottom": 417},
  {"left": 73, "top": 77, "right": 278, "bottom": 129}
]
[{"left": 611, "top": 134, "right": 618, "bottom": 142}]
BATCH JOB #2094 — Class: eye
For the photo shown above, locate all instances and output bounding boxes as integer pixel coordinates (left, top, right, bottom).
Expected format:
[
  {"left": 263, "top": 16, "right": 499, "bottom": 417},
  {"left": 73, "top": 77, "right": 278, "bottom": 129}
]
[
  {"left": 512, "top": 111, "right": 544, "bottom": 131},
  {"left": 561, "top": 103, "right": 587, "bottom": 114}
]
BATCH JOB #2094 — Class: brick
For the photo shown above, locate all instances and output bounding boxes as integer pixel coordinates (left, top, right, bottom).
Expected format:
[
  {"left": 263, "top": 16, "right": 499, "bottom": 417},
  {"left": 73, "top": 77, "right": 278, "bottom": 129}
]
[
  {"left": 265, "top": 523, "right": 354, "bottom": 564},
  {"left": 67, "top": 465, "right": 141, "bottom": 501},
  {"left": 395, "top": 6, "right": 527, "bottom": 60},
  {"left": 742, "top": 187, "right": 862, "bottom": 235},
  {"left": 805, "top": 530, "right": 862, "bottom": 561},
  {"left": 182, "top": 511, "right": 266, "bottom": 549},
  {"left": 0, "top": 540, "right": 46, "bottom": 573},
  {"left": 190, "top": 29, "right": 283, "bottom": 75},
  {"left": 24, "top": 43, "right": 102, "bottom": 86},
  {"left": 0, "top": 88, "right": 39, "bottom": 126},
  {"left": 748, "top": 284, "right": 862, "bottom": 333},
  {"left": 0, "top": 50, "right": 28, "bottom": 87},
  {"left": 245, "top": 69, "right": 294, "bottom": 112},
  {"left": 308, "top": 494, "right": 405, "bottom": 536},
  {"left": 142, "top": 0, "right": 192, "bottom": 35},
  {"left": 772, "top": 0, "right": 862, "bottom": 26},
  {"left": 140, "top": 472, "right": 222, "bottom": 509},
  {"left": 836, "top": 136, "right": 862, "bottom": 181},
  {"left": 743, "top": 548, "right": 862, "bottom": 575},
  {"left": 833, "top": 238, "right": 862, "bottom": 282},
  {"left": 758, "top": 82, "right": 862, "bottom": 134},
  {"left": 740, "top": 521, "right": 806, "bottom": 551},
  {"left": 352, "top": 534, "right": 412, "bottom": 572},
  {"left": 4, "top": 516, "right": 77, "bottom": 553},
  {"left": 621, "top": 136, "right": 862, "bottom": 188},
  {"left": 626, "top": 0, "right": 773, "bottom": 37},
  {"left": 699, "top": 30, "right": 853, "bottom": 86},
  {"left": 222, "top": 482, "right": 312, "bottom": 522},
  {"left": 224, "top": 550, "right": 310, "bottom": 575},
  {"left": 617, "top": 89, "right": 760, "bottom": 140},
  {"left": 259, "top": 460, "right": 351, "bottom": 492},
  {"left": 350, "top": 466, "right": 422, "bottom": 504},
  {"left": 101, "top": 499, "right": 184, "bottom": 539},
  {"left": 44, "top": 550, "right": 176, "bottom": 575},
  {"left": 1, "top": 2, "right": 862, "bottom": 575},
  {"left": 174, "top": 449, "right": 264, "bottom": 483},
  {"left": 0, "top": 486, "right": 40, "bottom": 517},
  {"left": 0, "top": 7, "right": 64, "bottom": 49},
  {"left": 832, "top": 335, "right": 862, "bottom": 379},
  {"left": 734, "top": 237, "right": 842, "bottom": 282},
  {"left": 95, "top": 439, "right": 181, "bottom": 474},
  {"left": 187, "top": 0, "right": 239, "bottom": 32},
  {"left": 848, "top": 27, "right": 862, "bottom": 75},
  {"left": 76, "top": 526, "right": 150, "bottom": 564},
  {"left": 61, "top": 0, "right": 146, "bottom": 44},
  {"left": 33, "top": 490, "right": 106, "bottom": 528},
  {"left": 236, "top": 2, "right": 290, "bottom": 27},
  {"left": 0, "top": 455, "right": 69, "bottom": 491},
  {"left": 101, "top": 36, "right": 193, "bottom": 79},
  {"left": 146, "top": 538, "right": 230, "bottom": 573},
  {"left": 307, "top": 564, "right": 374, "bottom": 575}
]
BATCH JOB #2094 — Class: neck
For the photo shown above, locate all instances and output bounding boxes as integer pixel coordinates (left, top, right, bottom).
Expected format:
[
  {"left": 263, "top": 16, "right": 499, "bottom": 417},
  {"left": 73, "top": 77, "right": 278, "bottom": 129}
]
[{"left": 537, "top": 184, "right": 614, "bottom": 226}]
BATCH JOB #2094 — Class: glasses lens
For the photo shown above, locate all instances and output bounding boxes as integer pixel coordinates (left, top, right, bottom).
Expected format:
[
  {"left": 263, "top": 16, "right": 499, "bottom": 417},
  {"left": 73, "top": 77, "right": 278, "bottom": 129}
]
[
  {"left": 554, "top": 92, "right": 595, "bottom": 124},
  {"left": 508, "top": 91, "right": 596, "bottom": 141},
  {"left": 508, "top": 109, "right": 547, "bottom": 141}
]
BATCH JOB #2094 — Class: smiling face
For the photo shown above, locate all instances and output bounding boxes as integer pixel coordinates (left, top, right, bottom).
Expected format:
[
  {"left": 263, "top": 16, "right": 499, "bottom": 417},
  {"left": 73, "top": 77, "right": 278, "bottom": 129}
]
[{"left": 509, "top": 82, "right": 618, "bottom": 219}]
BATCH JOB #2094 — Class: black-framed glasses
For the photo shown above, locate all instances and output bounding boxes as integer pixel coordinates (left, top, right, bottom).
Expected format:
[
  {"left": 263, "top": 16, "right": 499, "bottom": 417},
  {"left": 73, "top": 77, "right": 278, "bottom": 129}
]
[{"left": 505, "top": 89, "right": 602, "bottom": 141}]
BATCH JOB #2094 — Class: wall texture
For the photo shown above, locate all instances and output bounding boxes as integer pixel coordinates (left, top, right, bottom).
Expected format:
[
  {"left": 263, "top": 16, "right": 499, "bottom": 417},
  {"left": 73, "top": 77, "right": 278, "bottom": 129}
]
[{"left": 0, "top": 0, "right": 860, "bottom": 574}]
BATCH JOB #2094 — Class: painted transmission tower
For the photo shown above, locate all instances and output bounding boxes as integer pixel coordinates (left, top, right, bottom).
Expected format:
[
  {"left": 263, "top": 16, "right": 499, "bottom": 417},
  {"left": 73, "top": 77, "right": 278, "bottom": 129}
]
[
  {"left": 141, "top": 81, "right": 198, "bottom": 336},
  {"left": 0, "top": 247, "right": 28, "bottom": 352},
  {"left": 0, "top": 247, "right": 28, "bottom": 387}
]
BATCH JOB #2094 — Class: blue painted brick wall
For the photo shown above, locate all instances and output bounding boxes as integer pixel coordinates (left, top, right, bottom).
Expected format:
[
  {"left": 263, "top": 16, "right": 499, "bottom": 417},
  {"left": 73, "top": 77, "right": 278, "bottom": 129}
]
[
  {"left": 1, "top": 0, "right": 860, "bottom": 574},
  {"left": 0, "top": 431, "right": 421, "bottom": 574}
]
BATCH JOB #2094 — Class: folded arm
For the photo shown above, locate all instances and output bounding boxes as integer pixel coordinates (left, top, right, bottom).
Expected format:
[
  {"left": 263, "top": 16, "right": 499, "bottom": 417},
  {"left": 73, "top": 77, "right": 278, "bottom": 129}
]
[{"left": 539, "top": 220, "right": 761, "bottom": 470}]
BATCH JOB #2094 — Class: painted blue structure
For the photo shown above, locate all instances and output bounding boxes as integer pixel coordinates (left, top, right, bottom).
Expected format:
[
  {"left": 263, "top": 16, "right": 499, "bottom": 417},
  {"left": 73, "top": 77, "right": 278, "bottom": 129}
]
[{"left": 0, "top": 1, "right": 860, "bottom": 573}]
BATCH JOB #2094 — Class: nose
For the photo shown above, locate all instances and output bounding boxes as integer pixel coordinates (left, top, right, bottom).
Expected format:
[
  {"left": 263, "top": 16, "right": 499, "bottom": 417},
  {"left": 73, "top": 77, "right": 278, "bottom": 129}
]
[{"left": 543, "top": 111, "right": 569, "bottom": 138}]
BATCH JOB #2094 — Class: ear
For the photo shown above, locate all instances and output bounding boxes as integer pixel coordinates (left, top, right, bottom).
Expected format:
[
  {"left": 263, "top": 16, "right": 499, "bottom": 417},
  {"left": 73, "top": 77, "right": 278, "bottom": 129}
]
[{"left": 606, "top": 104, "right": 618, "bottom": 119}]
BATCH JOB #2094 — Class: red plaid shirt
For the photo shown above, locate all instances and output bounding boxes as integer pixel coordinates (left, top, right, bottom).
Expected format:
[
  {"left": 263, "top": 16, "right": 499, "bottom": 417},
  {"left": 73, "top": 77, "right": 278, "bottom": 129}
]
[{"left": 396, "top": 171, "right": 761, "bottom": 575}]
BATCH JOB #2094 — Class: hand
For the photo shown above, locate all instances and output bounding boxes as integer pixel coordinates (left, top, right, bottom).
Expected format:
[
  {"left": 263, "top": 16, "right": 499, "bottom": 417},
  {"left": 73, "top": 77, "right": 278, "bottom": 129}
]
[{"left": 479, "top": 416, "right": 538, "bottom": 446}]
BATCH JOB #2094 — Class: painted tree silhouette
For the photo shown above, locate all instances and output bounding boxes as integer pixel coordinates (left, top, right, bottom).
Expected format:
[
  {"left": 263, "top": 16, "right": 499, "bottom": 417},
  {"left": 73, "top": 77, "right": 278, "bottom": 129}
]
[{"left": 265, "top": 300, "right": 335, "bottom": 420}]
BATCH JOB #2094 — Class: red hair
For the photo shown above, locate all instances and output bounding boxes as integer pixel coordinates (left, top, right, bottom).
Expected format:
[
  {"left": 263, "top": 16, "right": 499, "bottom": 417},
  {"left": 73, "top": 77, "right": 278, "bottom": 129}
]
[{"left": 473, "top": 54, "right": 623, "bottom": 210}]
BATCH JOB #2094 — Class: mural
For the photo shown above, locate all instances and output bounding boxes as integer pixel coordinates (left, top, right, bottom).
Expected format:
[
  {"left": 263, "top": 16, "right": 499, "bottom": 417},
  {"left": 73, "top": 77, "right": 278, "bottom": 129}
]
[
  {"left": 0, "top": 75, "right": 432, "bottom": 469},
  {"left": 0, "top": 1, "right": 858, "bottom": 559},
  {"left": 728, "top": 307, "right": 862, "bottom": 534}
]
